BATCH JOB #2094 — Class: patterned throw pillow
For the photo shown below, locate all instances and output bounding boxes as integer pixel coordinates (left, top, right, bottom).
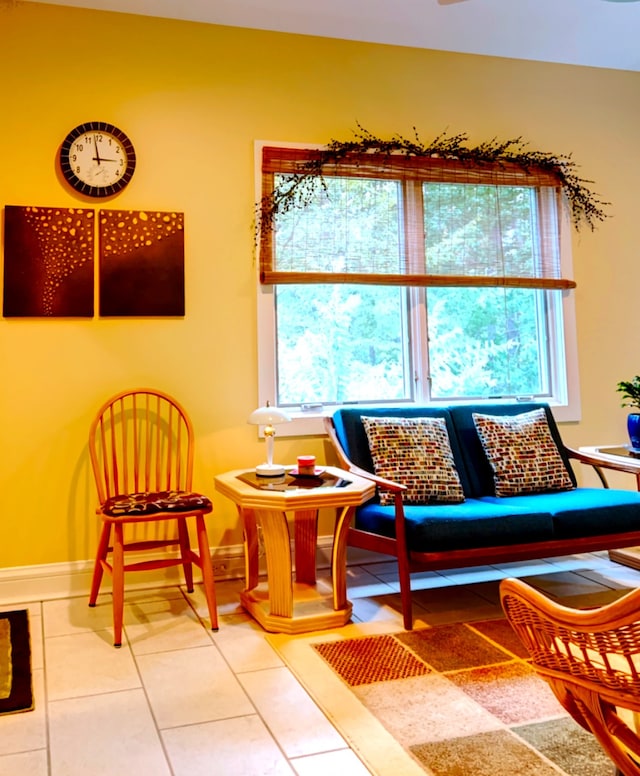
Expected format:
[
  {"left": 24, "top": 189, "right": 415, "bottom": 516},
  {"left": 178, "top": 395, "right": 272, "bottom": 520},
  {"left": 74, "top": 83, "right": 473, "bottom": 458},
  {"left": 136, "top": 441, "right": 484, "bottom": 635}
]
[
  {"left": 472, "top": 409, "right": 574, "bottom": 497},
  {"left": 362, "top": 416, "right": 465, "bottom": 506}
]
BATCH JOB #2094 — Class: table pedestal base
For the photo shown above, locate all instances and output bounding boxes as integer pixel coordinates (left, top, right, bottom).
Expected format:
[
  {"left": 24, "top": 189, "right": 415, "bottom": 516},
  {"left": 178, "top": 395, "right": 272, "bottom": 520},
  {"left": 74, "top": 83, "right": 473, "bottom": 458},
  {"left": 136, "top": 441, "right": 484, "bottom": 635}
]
[{"left": 240, "top": 580, "right": 353, "bottom": 634}]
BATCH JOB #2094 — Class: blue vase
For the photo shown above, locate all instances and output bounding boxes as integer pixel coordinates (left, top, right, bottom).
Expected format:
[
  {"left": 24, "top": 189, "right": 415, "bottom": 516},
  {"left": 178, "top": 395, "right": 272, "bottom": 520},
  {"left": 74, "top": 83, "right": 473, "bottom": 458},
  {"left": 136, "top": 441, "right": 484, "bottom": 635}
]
[{"left": 628, "top": 413, "right": 640, "bottom": 450}]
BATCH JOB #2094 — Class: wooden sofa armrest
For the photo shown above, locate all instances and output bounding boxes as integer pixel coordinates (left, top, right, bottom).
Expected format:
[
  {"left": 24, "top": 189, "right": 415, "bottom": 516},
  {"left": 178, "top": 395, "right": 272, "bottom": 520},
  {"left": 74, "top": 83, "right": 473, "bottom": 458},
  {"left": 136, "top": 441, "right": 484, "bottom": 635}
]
[
  {"left": 344, "top": 463, "right": 407, "bottom": 493},
  {"left": 323, "top": 415, "right": 407, "bottom": 493},
  {"left": 564, "top": 445, "right": 640, "bottom": 489}
]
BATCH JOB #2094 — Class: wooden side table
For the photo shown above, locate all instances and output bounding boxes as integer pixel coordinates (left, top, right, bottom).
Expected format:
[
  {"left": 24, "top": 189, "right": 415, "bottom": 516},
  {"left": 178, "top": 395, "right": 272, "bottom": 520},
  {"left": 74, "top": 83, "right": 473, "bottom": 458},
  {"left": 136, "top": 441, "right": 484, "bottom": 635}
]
[
  {"left": 214, "top": 466, "right": 376, "bottom": 634},
  {"left": 578, "top": 445, "right": 640, "bottom": 490},
  {"left": 579, "top": 445, "right": 640, "bottom": 569}
]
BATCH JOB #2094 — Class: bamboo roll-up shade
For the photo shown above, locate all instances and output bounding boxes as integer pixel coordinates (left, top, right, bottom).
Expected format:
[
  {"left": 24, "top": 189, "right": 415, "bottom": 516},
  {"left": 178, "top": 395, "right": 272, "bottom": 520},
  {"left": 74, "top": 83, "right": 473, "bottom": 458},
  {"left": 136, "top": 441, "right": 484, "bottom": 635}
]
[
  {"left": 261, "top": 146, "right": 563, "bottom": 187},
  {"left": 258, "top": 272, "right": 573, "bottom": 289},
  {"left": 259, "top": 146, "right": 575, "bottom": 290}
]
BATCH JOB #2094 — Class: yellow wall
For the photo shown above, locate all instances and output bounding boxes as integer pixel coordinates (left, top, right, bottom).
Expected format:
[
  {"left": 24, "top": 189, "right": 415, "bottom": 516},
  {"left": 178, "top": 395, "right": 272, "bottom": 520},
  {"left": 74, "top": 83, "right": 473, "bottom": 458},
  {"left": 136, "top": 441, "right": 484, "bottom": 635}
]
[{"left": 2, "top": 1, "right": 640, "bottom": 569}]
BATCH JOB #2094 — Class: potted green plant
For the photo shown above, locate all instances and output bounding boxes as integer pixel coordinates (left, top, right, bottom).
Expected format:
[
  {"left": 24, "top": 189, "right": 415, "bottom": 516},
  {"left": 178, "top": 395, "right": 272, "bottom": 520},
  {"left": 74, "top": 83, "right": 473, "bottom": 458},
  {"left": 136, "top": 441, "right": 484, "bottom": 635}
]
[{"left": 616, "top": 376, "right": 640, "bottom": 450}]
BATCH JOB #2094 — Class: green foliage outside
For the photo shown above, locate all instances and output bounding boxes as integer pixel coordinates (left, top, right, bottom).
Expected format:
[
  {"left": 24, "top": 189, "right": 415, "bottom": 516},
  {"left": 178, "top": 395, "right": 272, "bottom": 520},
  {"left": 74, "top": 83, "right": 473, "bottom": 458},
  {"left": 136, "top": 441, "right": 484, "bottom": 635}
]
[{"left": 274, "top": 175, "right": 553, "bottom": 406}]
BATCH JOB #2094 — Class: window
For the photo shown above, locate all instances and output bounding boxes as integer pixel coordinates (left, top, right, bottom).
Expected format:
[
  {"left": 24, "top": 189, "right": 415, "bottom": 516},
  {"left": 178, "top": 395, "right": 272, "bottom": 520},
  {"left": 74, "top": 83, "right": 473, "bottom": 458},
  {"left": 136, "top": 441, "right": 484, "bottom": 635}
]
[{"left": 257, "top": 144, "right": 579, "bottom": 434}]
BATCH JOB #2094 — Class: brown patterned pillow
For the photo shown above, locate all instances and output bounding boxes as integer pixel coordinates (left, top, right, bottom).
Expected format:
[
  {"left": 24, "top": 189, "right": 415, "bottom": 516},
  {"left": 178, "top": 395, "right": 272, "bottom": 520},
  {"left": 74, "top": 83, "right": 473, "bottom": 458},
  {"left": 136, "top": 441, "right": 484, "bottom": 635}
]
[
  {"left": 103, "top": 490, "right": 212, "bottom": 516},
  {"left": 472, "top": 409, "right": 574, "bottom": 497},
  {"left": 362, "top": 416, "right": 465, "bottom": 505}
]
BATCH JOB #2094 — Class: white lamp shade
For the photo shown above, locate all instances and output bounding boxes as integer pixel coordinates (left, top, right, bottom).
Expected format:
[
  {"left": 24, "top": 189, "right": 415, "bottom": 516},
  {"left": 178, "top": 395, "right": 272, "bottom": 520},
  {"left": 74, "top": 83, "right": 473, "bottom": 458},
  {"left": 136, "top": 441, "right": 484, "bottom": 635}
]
[{"left": 247, "top": 404, "right": 291, "bottom": 426}]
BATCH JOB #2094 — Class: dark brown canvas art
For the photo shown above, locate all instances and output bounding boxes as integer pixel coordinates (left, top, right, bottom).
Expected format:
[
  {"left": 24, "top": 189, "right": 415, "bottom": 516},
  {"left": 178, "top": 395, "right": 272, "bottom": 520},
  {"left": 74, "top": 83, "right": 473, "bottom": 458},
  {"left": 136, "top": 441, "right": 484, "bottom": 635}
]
[
  {"left": 98, "top": 210, "right": 185, "bottom": 317},
  {"left": 3, "top": 205, "right": 94, "bottom": 317}
]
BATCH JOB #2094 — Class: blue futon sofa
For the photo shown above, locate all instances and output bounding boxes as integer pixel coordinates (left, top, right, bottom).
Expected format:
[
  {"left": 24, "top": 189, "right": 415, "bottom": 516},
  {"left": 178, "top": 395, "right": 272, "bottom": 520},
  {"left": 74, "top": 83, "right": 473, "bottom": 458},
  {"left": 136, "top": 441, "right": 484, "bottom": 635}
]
[{"left": 325, "top": 402, "right": 640, "bottom": 629}]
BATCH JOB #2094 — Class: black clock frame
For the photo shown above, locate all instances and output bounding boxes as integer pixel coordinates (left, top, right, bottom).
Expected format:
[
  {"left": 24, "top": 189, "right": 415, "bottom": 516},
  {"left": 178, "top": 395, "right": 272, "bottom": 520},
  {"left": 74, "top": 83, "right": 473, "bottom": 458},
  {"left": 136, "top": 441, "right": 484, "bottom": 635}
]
[{"left": 59, "top": 121, "right": 136, "bottom": 198}]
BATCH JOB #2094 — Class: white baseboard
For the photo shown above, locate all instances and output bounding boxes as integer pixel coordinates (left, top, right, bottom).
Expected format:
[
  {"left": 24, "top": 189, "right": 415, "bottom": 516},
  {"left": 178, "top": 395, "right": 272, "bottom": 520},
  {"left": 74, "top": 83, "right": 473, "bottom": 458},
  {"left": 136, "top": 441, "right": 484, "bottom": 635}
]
[
  {"left": 0, "top": 535, "right": 377, "bottom": 605},
  {"left": 0, "top": 544, "right": 246, "bottom": 605}
]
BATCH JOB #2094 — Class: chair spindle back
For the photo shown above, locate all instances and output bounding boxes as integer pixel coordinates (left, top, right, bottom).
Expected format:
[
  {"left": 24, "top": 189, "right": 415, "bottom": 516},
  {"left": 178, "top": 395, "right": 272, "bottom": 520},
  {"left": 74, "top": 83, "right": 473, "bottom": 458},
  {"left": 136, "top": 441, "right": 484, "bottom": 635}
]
[{"left": 89, "top": 388, "right": 195, "bottom": 503}]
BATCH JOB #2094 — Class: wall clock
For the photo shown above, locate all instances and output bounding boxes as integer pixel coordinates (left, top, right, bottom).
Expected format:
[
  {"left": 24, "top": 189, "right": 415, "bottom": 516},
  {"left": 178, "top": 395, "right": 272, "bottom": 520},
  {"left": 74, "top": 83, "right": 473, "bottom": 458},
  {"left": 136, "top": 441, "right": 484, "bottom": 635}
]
[{"left": 59, "top": 121, "right": 136, "bottom": 198}]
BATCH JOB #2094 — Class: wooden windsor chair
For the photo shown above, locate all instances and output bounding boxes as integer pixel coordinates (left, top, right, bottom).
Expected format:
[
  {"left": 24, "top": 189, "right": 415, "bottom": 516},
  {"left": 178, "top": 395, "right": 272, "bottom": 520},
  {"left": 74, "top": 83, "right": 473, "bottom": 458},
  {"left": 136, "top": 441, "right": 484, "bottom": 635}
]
[
  {"left": 500, "top": 577, "right": 640, "bottom": 776},
  {"left": 88, "top": 388, "right": 219, "bottom": 646}
]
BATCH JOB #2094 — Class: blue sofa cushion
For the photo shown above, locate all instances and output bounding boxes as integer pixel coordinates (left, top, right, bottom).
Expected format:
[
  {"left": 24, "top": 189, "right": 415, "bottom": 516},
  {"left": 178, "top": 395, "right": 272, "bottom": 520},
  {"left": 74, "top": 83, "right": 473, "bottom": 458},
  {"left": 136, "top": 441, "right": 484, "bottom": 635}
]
[
  {"left": 355, "top": 500, "right": 555, "bottom": 553},
  {"left": 479, "top": 489, "right": 640, "bottom": 539}
]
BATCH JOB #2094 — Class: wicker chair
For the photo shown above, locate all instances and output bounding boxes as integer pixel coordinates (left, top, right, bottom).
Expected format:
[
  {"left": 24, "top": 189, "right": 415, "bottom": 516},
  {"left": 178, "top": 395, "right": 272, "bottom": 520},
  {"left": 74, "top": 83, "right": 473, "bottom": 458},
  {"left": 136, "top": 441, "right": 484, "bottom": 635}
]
[{"left": 500, "top": 577, "right": 640, "bottom": 776}]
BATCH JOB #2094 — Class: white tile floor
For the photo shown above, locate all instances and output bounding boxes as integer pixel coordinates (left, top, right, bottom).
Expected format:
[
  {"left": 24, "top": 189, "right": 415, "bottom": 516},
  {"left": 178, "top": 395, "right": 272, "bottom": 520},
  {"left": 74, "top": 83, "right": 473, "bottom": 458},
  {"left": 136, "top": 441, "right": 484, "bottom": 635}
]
[{"left": 2, "top": 550, "right": 640, "bottom": 776}]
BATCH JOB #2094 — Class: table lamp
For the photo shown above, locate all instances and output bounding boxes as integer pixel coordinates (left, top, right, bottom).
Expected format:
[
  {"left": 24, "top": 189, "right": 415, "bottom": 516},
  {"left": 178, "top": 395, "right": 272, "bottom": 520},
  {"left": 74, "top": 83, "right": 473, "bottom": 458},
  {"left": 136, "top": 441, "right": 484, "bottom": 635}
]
[{"left": 248, "top": 401, "right": 291, "bottom": 476}]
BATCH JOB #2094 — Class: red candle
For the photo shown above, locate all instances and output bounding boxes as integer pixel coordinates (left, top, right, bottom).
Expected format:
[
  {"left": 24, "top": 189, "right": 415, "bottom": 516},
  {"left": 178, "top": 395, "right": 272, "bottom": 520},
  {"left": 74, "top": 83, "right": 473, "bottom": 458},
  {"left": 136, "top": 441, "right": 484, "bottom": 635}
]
[{"left": 297, "top": 455, "right": 316, "bottom": 475}]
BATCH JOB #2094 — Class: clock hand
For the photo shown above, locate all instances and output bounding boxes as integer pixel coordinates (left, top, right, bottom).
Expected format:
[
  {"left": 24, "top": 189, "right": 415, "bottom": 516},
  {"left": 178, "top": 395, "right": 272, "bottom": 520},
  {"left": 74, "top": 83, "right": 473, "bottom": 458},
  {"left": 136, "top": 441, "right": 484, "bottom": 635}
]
[{"left": 92, "top": 135, "right": 102, "bottom": 164}]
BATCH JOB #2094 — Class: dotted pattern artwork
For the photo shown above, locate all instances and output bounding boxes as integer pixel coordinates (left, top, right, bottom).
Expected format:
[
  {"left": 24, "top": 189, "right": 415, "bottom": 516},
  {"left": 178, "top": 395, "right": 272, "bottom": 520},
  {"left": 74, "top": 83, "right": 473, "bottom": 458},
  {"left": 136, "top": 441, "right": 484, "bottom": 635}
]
[
  {"left": 3, "top": 205, "right": 94, "bottom": 317},
  {"left": 3, "top": 206, "right": 186, "bottom": 318},
  {"left": 99, "top": 210, "right": 183, "bottom": 258},
  {"left": 98, "top": 210, "right": 185, "bottom": 317}
]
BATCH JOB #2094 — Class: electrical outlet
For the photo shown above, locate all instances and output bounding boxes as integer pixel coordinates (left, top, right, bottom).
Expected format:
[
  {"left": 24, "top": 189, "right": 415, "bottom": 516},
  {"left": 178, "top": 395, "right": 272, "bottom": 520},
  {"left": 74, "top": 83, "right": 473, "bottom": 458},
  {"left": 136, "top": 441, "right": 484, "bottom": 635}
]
[{"left": 209, "top": 552, "right": 246, "bottom": 580}]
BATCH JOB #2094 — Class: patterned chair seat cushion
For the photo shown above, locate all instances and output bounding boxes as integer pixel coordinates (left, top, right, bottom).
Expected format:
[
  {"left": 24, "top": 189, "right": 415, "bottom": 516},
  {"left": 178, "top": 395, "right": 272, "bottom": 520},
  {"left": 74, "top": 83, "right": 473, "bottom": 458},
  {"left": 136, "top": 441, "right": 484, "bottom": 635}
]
[{"left": 103, "top": 490, "right": 212, "bottom": 516}]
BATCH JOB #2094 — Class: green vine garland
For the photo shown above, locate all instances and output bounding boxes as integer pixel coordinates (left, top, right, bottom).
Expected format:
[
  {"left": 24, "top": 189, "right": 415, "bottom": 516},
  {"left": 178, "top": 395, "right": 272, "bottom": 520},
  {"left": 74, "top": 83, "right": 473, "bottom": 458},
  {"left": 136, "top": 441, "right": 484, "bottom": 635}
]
[{"left": 257, "top": 124, "right": 609, "bottom": 238}]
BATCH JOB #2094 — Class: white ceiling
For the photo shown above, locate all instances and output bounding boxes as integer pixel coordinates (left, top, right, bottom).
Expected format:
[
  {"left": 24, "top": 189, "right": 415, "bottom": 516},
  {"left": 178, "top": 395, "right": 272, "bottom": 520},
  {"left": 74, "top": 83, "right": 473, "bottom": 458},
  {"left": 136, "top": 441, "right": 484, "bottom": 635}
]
[{"left": 30, "top": 0, "right": 640, "bottom": 72}]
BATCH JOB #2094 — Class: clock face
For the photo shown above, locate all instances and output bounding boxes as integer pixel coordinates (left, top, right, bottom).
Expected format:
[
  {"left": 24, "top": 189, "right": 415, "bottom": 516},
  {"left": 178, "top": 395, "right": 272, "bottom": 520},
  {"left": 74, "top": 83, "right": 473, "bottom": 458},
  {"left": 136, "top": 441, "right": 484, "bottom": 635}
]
[{"left": 59, "top": 121, "right": 136, "bottom": 197}]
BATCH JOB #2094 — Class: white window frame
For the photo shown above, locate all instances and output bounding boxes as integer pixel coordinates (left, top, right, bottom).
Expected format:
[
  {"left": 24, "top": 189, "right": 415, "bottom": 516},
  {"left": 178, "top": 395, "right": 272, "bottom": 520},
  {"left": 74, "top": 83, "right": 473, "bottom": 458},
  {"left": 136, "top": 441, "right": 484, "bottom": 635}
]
[{"left": 254, "top": 141, "right": 581, "bottom": 437}]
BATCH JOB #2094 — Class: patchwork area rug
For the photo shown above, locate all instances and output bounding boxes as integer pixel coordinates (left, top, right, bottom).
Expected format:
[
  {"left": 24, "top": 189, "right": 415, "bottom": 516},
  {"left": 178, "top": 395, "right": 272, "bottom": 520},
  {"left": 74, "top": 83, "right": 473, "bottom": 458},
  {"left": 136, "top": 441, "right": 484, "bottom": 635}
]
[
  {"left": 0, "top": 609, "right": 33, "bottom": 715},
  {"left": 269, "top": 617, "right": 614, "bottom": 776}
]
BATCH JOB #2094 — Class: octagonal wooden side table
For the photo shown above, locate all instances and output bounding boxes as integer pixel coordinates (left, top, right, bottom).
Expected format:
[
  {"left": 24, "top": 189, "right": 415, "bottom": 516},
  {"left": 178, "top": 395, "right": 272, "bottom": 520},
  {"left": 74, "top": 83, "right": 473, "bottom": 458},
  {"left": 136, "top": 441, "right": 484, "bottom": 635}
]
[{"left": 214, "top": 466, "right": 375, "bottom": 633}]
